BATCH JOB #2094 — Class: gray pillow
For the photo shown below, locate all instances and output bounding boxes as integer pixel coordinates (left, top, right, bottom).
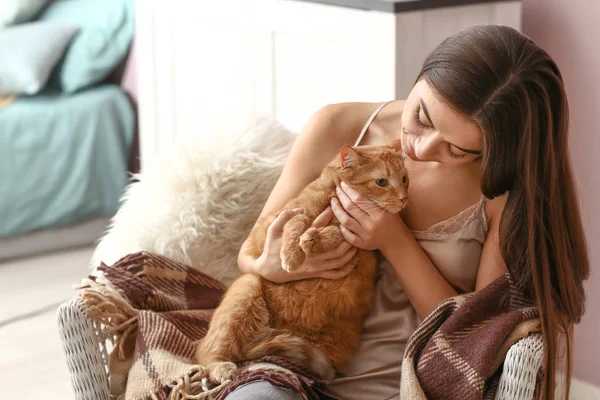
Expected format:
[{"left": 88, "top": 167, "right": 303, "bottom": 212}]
[{"left": 0, "top": 22, "right": 79, "bottom": 95}]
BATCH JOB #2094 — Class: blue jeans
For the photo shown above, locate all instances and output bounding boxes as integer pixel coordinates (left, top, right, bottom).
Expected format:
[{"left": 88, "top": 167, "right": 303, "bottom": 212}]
[{"left": 225, "top": 381, "right": 303, "bottom": 400}]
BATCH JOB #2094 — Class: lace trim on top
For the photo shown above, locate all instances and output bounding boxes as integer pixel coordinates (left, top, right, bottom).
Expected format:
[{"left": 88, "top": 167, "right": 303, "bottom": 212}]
[{"left": 412, "top": 200, "right": 487, "bottom": 241}]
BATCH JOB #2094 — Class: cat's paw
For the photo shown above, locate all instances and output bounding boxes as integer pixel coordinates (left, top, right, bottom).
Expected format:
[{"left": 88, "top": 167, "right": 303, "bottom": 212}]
[
  {"left": 280, "top": 246, "right": 305, "bottom": 272},
  {"left": 207, "top": 361, "right": 238, "bottom": 385},
  {"left": 299, "top": 227, "right": 319, "bottom": 255},
  {"left": 300, "top": 226, "right": 343, "bottom": 255}
]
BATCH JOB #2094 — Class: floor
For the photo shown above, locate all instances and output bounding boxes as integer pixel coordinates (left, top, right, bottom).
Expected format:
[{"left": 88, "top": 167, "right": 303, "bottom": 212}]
[{"left": 0, "top": 246, "right": 95, "bottom": 400}]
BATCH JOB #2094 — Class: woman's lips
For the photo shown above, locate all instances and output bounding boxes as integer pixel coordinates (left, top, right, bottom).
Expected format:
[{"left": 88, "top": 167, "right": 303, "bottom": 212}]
[{"left": 405, "top": 139, "right": 420, "bottom": 161}]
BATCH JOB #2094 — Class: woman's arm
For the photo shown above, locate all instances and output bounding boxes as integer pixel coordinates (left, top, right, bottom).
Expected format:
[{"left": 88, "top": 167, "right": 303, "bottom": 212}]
[
  {"left": 257, "top": 103, "right": 380, "bottom": 219},
  {"left": 379, "top": 223, "right": 458, "bottom": 319},
  {"left": 238, "top": 103, "right": 379, "bottom": 277},
  {"left": 473, "top": 195, "right": 508, "bottom": 291},
  {"left": 332, "top": 183, "right": 508, "bottom": 319}
]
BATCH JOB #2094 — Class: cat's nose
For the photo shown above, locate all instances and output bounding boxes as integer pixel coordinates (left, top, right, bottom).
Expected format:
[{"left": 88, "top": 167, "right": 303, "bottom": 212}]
[{"left": 399, "top": 196, "right": 409, "bottom": 208}]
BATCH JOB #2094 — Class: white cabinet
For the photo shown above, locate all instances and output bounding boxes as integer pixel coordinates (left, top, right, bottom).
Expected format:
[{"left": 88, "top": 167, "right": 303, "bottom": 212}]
[
  {"left": 135, "top": 0, "right": 521, "bottom": 170},
  {"left": 252, "top": 0, "right": 397, "bottom": 131},
  {"left": 135, "top": 0, "right": 257, "bottom": 167}
]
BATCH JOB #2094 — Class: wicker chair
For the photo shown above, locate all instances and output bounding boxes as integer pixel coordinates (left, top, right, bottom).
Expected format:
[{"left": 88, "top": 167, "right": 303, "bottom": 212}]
[{"left": 56, "top": 297, "right": 544, "bottom": 400}]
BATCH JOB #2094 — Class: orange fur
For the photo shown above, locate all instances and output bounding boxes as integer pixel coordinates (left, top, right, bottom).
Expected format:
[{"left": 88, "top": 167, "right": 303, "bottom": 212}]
[{"left": 195, "top": 140, "right": 409, "bottom": 384}]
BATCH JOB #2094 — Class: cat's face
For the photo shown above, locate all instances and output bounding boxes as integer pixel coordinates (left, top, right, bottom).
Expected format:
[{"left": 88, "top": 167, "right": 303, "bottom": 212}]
[{"left": 338, "top": 140, "right": 409, "bottom": 214}]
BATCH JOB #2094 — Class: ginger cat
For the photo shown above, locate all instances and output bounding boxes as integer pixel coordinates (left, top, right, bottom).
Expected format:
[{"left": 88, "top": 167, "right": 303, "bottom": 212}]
[{"left": 195, "top": 140, "right": 409, "bottom": 385}]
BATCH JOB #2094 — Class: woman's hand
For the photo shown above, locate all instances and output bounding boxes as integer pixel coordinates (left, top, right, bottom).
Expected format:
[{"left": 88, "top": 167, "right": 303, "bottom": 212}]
[
  {"left": 331, "top": 181, "right": 405, "bottom": 251},
  {"left": 251, "top": 207, "right": 358, "bottom": 283}
]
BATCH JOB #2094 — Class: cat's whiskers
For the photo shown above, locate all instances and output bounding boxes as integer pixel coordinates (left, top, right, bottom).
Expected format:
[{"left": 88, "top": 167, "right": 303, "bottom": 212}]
[
  {"left": 355, "top": 202, "right": 382, "bottom": 209},
  {"left": 354, "top": 199, "right": 378, "bottom": 206},
  {"left": 354, "top": 201, "right": 390, "bottom": 211},
  {"left": 375, "top": 207, "right": 388, "bottom": 219},
  {"left": 359, "top": 201, "right": 398, "bottom": 216},
  {"left": 357, "top": 204, "right": 387, "bottom": 213}
]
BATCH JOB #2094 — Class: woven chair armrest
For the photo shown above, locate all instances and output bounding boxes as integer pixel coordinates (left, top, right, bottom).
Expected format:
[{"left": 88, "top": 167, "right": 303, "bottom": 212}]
[
  {"left": 57, "top": 298, "right": 111, "bottom": 400},
  {"left": 495, "top": 333, "right": 544, "bottom": 400}
]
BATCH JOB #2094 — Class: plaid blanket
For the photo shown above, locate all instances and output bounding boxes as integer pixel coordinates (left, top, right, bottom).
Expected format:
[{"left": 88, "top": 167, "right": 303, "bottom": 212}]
[
  {"left": 79, "top": 251, "right": 541, "bottom": 400},
  {"left": 400, "top": 274, "right": 542, "bottom": 399},
  {"left": 78, "top": 252, "right": 327, "bottom": 400}
]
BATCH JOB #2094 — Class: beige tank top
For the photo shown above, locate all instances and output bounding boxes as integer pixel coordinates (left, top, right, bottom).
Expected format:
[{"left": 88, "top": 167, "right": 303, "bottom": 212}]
[{"left": 324, "top": 101, "right": 488, "bottom": 400}]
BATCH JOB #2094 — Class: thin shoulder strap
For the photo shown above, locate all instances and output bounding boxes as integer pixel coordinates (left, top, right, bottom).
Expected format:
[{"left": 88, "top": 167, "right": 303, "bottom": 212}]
[{"left": 354, "top": 100, "right": 395, "bottom": 146}]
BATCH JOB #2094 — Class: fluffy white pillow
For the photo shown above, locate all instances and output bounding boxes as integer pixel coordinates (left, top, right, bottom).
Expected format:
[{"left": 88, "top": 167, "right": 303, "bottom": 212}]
[
  {"left": 0, "top": 0, "right": 50, "bottom": 27},
  {"left": 91, "top": 115, "right": 297, "bottom": 286}
]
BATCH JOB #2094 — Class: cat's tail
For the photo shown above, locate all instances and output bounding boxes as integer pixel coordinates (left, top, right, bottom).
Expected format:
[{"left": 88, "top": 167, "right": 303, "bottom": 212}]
[{"left": 245, "top": 332, "right": 335, "bottom": 381}]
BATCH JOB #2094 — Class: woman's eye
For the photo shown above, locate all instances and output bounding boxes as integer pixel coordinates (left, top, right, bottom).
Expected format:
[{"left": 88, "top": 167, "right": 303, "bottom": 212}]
[
  {"left": 376, "top": 178, "right": 388, "bottom": 187},
  {"left": 446, "top": 143, "right": 466, "bottom": 159},
  {"left": 414, "top": 108, "right": 429, "bottom": 129},
  {"left": 402, "top": 175, "right": 407, "bottom": 184}
]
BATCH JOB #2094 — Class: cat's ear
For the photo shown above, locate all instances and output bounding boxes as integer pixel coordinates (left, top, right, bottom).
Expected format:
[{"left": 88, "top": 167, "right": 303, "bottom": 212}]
[
  {"left": 340, "top": 146, "right": 364, "bottom": 168},
  {"left": 388, "top": 139, "right": 402, "bottom": 152}
]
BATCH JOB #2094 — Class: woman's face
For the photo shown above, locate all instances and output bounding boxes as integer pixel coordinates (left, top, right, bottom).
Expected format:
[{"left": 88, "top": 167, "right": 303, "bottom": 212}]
[{"left": 401, "top": 80, "right": 483, "bottom": 165}]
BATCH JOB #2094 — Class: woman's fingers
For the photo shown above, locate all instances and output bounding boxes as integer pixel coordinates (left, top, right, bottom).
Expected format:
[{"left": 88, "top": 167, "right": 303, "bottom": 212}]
[
  {"left": 299, "top": 241, "right": 358, "bottom": 279},
  {"left": 339, "top": 181, "right": 378, "bottom": 218},
  {"left": 339, "top": 225, "right": 364, "bottom": 248},
  {"left": 313, "top": 240, "right": 354, "bottom": 261},
  {"left": 331, "top": 198, "right": 363, "bottom": 233},
  {"left": 335, "top": 183, "right": 371, "bottom": 222},
  {"left": 316, "top": 261, "right": 356, "bottom": 280},
  {"left": 311, "top": 206, "right": 334, "bottom": 228},
  {"left": 322, "top": 246, "right": 358, "bottom": 270},
  {"left": 267, "top": 208, "right": 302, "bottom": 237}
]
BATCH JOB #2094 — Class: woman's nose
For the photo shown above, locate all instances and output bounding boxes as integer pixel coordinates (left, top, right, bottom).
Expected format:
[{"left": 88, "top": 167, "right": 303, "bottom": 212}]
[{"left": 414, "top": 132, "right": 437, "bottom": 159}]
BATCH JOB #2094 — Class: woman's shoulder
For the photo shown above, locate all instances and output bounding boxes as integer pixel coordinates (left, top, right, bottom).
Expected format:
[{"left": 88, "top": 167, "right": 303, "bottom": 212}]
[
  {"left": 313, "top": 101, "right": 386, "bottom": 122},
  {"left": 304, "top": 102, "right": 396, "bottom": 144}
]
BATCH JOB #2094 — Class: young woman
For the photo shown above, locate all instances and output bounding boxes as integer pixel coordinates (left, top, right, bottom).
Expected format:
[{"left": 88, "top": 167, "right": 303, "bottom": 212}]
[{"left": 230, "top": 25, "right": 589, "bottom": 400}]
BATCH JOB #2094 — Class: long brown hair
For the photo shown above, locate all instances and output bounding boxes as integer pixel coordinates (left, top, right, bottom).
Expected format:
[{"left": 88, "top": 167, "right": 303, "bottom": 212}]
[{"left": 417, "top": 25, "right": 589, "bottom": 398}]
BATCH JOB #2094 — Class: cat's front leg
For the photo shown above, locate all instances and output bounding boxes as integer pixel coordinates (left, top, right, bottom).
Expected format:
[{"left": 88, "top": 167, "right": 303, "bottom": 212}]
[
  {"left": 299, "top": 226, "right": 344, "bottom": 255},
  {"left": 280, "top": 214, "right": 312, "bottom": 272}
]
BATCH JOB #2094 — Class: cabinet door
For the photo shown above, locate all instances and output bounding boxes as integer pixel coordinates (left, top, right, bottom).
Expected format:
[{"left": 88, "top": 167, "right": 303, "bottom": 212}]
[
  {"left": 253, "top": 0, "right": 396, "bottom": 133},
  {"left": 136, "top": 0, "right": 256, "bottom": 168}
]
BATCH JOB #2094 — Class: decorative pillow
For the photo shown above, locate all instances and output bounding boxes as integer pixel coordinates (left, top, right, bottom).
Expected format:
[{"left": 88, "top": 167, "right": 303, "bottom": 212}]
[
  {"left": 0, "top": 22, "right": 79, "bottom": 95},
  {"left": 0, "top": 0, "right": 51, "bottom": 27},
  {"left": 39, "top": 0, "right": 135, "bottom": 93},
  {"left": 91, "top": 115, "right": 297, "bottom": 286}
]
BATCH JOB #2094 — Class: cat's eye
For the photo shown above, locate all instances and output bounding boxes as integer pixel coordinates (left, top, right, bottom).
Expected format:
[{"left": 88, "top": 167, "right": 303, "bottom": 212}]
[
  {"left": 376, "top": 178, "right": 388, "bottom": 187},
  {"left": 402, "top": 175, "right": 407, "bottom": 184}
]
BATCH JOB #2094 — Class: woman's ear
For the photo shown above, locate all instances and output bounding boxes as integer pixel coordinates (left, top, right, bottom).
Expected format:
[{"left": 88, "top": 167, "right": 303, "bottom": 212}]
[{"left": 340, "top": 146, "right": 365, "bottom": 167}]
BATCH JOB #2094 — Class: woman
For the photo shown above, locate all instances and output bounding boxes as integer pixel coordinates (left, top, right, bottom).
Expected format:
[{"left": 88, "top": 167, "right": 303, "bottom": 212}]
[{"left": 229, "top": 25, "right": 589, "bottom": 400}]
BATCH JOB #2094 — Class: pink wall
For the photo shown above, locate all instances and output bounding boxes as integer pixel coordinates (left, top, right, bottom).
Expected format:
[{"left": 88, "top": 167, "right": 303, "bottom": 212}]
[
  {"left": 121, "top": 38, "right": 138, "bottom": 101},
  {"left": 522, "top": 0, "right": 600, "bottom": 386}
]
